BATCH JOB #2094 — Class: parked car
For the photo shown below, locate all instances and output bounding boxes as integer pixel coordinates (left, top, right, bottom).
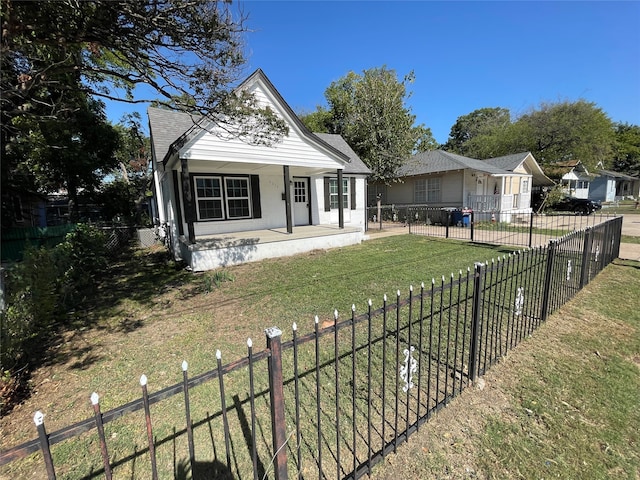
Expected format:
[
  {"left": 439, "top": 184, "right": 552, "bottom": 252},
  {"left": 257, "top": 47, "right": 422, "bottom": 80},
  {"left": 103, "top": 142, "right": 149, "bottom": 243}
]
[{"left": 550, "top": 196, "right": 602, "bottom": 215}]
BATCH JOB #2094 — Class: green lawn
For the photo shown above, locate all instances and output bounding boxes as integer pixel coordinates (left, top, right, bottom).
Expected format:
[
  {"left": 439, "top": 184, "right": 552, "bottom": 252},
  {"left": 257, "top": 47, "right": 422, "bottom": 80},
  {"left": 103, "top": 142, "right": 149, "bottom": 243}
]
[
  {"left": 0, "top": 235, "right": 517, "bottom": 479},
  {"left": 370, "top": 258, "right": 640, "bottom": 479},
  {"left": 1, "top": 234, "right": 637, "bottom": 480}
]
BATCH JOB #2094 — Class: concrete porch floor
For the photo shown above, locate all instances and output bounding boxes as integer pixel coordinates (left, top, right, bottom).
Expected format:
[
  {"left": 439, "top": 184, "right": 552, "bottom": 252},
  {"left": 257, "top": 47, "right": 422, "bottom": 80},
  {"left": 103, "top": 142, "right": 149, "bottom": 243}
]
[
  {"left": 194, "top": 224, "right": 362, "bottom": 249},
  {"left": 183, "top": 225, "right": 365, "bottom": 270}
]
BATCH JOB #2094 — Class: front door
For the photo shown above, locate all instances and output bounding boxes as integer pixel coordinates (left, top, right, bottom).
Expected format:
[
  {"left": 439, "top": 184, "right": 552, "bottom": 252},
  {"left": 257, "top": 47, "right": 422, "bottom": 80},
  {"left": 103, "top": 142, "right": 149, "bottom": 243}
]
[{"left": 293, "top": 177, "right": 310, "bottom": 226}]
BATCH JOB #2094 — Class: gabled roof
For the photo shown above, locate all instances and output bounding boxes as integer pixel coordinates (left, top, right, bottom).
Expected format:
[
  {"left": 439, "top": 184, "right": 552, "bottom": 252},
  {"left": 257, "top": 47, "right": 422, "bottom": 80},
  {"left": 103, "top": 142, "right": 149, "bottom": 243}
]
[
  {"left": 148, "top": 107, "right": 200, "bottom": 167},
  {"left": 544, "top": 160, "right": 589, "bottom": 180},
  {"left": 396, "top": 150, "right": 508, "bottom": 177},
  {"left": 485, "top": 152, "right": 555, "bottom": 186},
  {"left": 148, "top": 68, "right": 351, "bottom": 167},
  {"left": 313, "top": 133, "right": 371, "bottom": 175},
  {"left": 484, "top": 152, "right": 531, "bottom": 171}
]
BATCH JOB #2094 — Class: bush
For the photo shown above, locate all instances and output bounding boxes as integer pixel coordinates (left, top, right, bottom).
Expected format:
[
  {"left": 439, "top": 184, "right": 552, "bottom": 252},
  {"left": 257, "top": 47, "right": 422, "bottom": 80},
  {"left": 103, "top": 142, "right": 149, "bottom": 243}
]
[
  {"left": 0, "top": 224, "right": 110, "bottom": 410},
  {"left": 1, "top": 246, "right": 58, "bottom": 370},
  {"left": 55, "top": 223, "right": 108, "bottom": 308}
]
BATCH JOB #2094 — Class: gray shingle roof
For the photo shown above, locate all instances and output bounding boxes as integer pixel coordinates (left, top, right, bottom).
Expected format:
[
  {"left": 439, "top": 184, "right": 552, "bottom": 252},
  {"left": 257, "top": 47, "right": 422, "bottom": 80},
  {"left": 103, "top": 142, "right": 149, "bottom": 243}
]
[
  {"left": 396, "top": 150, "right": 508, "bottom": 177},
  {"left": 598, "top": 169, "right": 638, "bottom": 180},
  {"left": 484, "top": 152, "right": 531, "bottom": 171},
  {"left": 313, "top": 133, "right": 371, "bottom": 175},
  {"left": 148, "top": 107, "right": 201, "bottom": 165}
]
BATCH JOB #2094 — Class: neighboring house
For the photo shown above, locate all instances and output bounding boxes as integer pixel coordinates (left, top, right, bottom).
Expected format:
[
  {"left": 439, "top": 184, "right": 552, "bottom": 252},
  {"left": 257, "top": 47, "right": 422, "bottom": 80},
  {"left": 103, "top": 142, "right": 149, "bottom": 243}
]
[
  {"left": 148, "top": 69, "right": 371, "bottom": 271},
  {"left": 375, "top": 150, "right": 551, "bottom": 222},
  {"left": 1, "top": 188, "right": 48, "bottom": 229},
  {"left": 589, "top": 169, "right": 640, "bottom": 202},
  {"left": 544, "top": 160, "right": 591, "bottom": 198}
]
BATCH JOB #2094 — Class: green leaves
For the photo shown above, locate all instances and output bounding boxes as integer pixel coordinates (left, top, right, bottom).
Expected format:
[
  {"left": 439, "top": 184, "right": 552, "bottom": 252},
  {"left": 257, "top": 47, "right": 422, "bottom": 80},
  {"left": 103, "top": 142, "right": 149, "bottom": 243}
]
[
  {"left": 300, "top": 66, "right": 437, "bottom": 182},
  {"left": 444, "top": 100, "right": 619, "bottom": 170}
]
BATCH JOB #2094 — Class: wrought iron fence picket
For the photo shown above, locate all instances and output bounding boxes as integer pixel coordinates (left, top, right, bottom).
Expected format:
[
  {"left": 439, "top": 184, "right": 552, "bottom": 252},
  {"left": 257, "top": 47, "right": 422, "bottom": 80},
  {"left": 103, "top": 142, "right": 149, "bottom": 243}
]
[{"left": 1, "top": 216, "right": 623, "bottom": 480}]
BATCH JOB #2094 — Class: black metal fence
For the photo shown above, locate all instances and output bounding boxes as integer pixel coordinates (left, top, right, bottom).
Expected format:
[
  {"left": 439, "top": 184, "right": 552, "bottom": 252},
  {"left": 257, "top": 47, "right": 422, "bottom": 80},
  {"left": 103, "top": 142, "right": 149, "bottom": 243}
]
[
  {"left": 405, "top": 206, "right": 617, "bottom": 248},
  {"left": 0, "top": 217, "right": 623, "bottom": 480}
]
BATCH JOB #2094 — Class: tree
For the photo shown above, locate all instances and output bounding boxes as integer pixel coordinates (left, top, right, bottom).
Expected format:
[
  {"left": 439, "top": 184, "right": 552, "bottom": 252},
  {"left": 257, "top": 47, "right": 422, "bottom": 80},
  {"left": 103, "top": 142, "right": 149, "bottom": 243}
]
[
  {"left": 5, "top": 92, "right": 121, "bottom": 221},
  {"left": 97, "top": 113, "right": 153, "bottom": 225},
  {"left": 513, "top": 100, "right": 615, "bottom": 170},
  {"left": 444, "top": 107, "right": 511, "bottom": 156},
  {"left": 299, "top": 67, "right": 438, "bottom": 182},
  {"left": 1, "top": 0, "right": 286, "bottom": 145},
  {"left": 612, "top": 123, "right": 640, "bottom": 177},
  {"left": 443, "top": 100, "right": 616, "bottom": 169}
]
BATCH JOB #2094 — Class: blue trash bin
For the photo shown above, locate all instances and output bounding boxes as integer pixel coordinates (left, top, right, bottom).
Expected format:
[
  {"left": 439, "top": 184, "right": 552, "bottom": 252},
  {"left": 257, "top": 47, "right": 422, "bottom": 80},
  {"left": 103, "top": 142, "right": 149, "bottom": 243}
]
[{"left": 462, "top": 209, "right": 472, "bottom": 227}]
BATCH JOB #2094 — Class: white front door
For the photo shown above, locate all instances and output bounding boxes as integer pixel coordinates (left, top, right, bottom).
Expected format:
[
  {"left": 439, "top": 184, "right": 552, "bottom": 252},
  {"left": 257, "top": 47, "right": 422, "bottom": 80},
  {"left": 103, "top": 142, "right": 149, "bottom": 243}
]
[{"left": 293, "top": 177, "right": 310, "bottom": 226}]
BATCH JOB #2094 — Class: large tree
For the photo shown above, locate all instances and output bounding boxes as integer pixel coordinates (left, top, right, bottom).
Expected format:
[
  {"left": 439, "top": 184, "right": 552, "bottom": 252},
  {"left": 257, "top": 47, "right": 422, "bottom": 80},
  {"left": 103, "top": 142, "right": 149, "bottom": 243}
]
[
  {"left": 612, "top": 122, "right": 640, "bottom": 177},
  {"left": 1, "top": 0, "right": 286, "bottom": 143},
  {"left": 1, "top": 0, "right": 288, "bottom": 212},
  {"left": 300, "top": 67, "right": 437, "bottom": 182},
  {"left": 514, "top": 100, "right": 614, "bottom": 170},
  {"left": 444, "top": 100, "right": 616, "bottom": 170},
  {"left": 444, "top": 107, "right": 511, "bottom": 156},
  {"left": 7, "top": 93, "right": 121, "bottom": 220}
]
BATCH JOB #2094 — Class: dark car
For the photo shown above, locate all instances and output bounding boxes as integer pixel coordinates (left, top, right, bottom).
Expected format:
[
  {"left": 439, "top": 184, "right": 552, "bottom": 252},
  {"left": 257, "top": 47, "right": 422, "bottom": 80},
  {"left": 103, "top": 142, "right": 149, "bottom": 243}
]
[{"left": 550, "top": 196, "right": 602, "bottom": 215}]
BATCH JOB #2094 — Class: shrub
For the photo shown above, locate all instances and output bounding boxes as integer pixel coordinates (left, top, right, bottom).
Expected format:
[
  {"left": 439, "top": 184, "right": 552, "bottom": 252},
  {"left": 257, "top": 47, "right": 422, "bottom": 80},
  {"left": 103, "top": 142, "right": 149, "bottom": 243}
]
[
  {"left": 0, "top": 224, "right": 110, "bottom": 410},
  {"left": 55, "top": 223, "right": 108, "bottom": 308},
  {"left": 0, "top": 246, "right": 58, "bottom": 370}
]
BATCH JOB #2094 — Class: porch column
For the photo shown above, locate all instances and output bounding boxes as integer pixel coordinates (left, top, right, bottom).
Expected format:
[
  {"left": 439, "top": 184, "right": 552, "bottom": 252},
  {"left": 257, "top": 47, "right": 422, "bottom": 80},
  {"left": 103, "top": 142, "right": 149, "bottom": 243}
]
[
  {"left": 181, "top": 158, "right": 196, "bottom": 244},
  {"left": 283, "top": 165, "right": 293, "bottom": 234},
  {"left": 337, "top": 168, "right": 344, "bottom": 229}
]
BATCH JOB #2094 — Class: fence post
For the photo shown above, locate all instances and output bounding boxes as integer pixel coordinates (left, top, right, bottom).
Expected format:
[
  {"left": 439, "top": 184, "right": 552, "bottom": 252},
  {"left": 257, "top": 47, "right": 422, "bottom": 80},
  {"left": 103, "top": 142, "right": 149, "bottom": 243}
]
[
  {"left": 34, "top": 411, "right": 56, "bottom": 480},
  {"left": 265, "top": 327, "right": 289, "bottom": 480},
  {"left": 580, "top": 228, "right": 594, "bottom": 288},
  {"left": 528, "top": 212, "right": 534, "bottom": 248},
  {"left": 470, "top": 211, "right": 474, "bottom": 242},
  {"left": 468, "top": 262, "right": 484, "bottom": 383},
  {"left": 541, "top": 240, "right": 557, "bottom": 322},
  {"left": 613, "top": 216, "right": 623, "bottom": 259}
]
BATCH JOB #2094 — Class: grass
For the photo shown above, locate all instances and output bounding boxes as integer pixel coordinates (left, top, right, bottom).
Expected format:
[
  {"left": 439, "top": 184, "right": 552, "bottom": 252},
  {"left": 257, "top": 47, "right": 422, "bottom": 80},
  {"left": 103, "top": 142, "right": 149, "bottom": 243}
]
[
  {"left": 369, "top": 258, "right": 640, "bottom": 479},
  {"left": 1, "top": 234, "right": 638, "bottom": 479},
  {"left": 0, "top": 235, "right": 516, "bottom": 479}
]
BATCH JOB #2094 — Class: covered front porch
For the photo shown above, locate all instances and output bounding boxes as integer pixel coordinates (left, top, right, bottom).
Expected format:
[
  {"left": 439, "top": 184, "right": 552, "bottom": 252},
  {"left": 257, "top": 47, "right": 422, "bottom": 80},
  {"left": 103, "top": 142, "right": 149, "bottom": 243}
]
[{"left": 178, "top": 225, "right": 364, "bottom": 271}]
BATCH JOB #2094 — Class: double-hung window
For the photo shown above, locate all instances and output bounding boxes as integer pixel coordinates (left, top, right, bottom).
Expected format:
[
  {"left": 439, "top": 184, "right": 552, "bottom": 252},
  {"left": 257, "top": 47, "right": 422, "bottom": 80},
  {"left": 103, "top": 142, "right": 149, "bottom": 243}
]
[
  {"left": 195, "top": 176, "right": 224, "bottom": 220},
  {"left": 194, "top": 175, "right": 253, "bottom": 220},
  {"left": 225, "top": 177, "right": 251, "bottom": 219},
  {"left": 329, "top": 178, "right": 349, "bottom": 209},
  {"left": 415, "top": 177, "right": 441, "bottom": 203}
]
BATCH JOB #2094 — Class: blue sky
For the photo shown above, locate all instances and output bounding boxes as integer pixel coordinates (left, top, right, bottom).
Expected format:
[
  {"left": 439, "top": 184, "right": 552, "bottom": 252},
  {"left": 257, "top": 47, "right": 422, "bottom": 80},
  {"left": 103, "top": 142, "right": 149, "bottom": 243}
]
[{"left": 105, "top": 1, "right": 640, "bottom": 145}]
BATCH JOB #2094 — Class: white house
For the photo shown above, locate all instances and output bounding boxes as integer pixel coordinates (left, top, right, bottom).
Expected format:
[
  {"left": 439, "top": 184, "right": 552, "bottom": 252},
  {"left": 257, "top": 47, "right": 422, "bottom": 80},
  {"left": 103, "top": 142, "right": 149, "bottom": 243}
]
[
  {"left": 546, "top": 160, "right": 591, "bottom": 199},
  {"left": 149, "top": 69, "right": 370, "bottom": 271},
  {"left": 372, "top": 150, "right": 553, "bottom": 222}
]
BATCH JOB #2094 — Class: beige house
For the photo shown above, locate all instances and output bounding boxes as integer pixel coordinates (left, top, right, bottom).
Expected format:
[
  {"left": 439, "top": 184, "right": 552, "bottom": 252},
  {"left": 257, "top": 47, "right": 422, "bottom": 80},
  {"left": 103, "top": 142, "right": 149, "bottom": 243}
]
[{"left": 371, "top": 150, "right": 553, "bottom": 222}]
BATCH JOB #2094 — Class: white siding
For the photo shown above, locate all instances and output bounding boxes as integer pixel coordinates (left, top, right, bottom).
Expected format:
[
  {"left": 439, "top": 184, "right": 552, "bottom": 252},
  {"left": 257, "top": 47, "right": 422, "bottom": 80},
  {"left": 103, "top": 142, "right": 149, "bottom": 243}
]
[{"left": 177, "top": 83, "right": 346, "bottom": 170}]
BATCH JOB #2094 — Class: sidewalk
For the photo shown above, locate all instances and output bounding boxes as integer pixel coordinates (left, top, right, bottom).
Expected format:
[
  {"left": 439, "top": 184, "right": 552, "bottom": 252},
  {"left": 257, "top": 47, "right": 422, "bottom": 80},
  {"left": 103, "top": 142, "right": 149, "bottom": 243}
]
[{"left": 619, "top": 243, "right": 640, "bottom": 261}]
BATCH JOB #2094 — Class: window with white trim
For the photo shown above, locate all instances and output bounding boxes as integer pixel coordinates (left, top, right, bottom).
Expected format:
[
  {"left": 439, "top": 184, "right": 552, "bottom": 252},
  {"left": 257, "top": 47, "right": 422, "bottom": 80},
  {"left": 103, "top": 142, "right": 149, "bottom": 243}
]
[
  {"left": 415, "top": 178, "right": 441, "bottom": 203},
  {"left": 329, "top": 178, "right": 349, "bottom": 209},
  {"left": 194, "top": 175, "right": 253, "bottom": 220},
  {"left": 195, "top": 176, "right": 223, "bottom": 220},
  {"left": 225, "top": 177, "right": 251, "bottom": 218}
]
